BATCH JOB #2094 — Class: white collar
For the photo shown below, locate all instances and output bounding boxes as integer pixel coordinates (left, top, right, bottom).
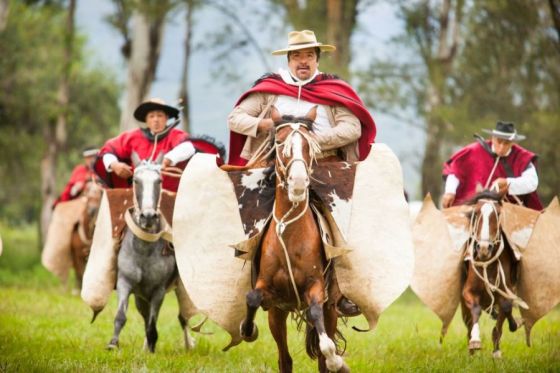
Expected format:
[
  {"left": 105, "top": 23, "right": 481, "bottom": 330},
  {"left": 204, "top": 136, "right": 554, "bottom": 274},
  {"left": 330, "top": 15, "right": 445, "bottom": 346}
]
[{"left": 278, "top": 68, "right": 319, "bottom": 87}]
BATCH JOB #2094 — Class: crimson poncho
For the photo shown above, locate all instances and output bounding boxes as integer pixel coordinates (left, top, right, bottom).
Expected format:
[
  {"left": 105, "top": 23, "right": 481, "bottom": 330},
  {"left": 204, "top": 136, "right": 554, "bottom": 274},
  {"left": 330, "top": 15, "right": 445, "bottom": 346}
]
[
  {"left": 54, "top": 164, "right": 93, "bottom": 206},
  {"left": 94, "top": 127, "right": 188, "bottom": 192},
  {"left": 443, "top": 140, "right": 543, "bottom": 210},
  {"left": 228, "top": 73, "right": 376, "bottom": 165}
]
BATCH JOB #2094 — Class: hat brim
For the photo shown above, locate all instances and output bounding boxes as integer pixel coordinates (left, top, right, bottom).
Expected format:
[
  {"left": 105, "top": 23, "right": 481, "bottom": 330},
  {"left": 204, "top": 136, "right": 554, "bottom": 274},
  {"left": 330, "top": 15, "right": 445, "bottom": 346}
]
[
  {"left": 482, "top": 129, "right": 526, "bottom": 141},
  {"left": 133, "top": 102, "right": 179, "bottom": 123},
  {"left": 271, "top": 42, "right": 336, "bottom": 55}
]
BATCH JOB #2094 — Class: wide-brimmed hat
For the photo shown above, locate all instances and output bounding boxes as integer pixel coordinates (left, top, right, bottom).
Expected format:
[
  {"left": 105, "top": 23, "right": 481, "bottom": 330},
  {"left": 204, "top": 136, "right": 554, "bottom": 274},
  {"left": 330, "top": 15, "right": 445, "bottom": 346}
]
[
  {"left": 482, "top": 121, "right": 526, "bottom": 141},
  {"left": 133, "top": 98, "right": 179, "bottom": 122},
  {"left": 271, "top": 30, "right": 336, "bottom": 55},
  {"left": 82, "top": 146, "right": 99, "bottom": 157}
]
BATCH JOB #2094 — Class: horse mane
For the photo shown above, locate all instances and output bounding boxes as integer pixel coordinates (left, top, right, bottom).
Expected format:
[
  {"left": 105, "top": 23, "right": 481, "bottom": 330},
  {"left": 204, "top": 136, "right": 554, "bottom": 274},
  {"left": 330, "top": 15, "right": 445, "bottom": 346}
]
[
  {"left": 274, "top": 115, "right": 315, "bottom": 130},
  {"left": 465, "top": 190, "right": 502, "bottom": 205}
]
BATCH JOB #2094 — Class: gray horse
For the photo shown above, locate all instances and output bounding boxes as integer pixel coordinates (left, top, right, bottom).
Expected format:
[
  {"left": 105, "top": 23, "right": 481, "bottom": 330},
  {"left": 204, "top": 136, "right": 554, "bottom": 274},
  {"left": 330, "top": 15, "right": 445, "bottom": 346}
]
[{"left": 107, "top": 152, "right": 194, "bottom": 352}]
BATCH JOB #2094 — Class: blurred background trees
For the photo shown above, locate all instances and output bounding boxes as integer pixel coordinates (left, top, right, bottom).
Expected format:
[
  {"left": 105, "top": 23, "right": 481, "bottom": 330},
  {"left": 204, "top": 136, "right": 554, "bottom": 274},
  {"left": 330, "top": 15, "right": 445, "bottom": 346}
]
[{"left": 0, "top": 0, "right": 558, "bottom": 244}]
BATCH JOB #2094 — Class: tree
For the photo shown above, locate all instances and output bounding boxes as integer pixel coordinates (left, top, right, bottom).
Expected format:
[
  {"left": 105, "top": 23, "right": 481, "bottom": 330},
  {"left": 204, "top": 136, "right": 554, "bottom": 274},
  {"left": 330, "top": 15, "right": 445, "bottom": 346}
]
[
  {"left": 0, "top": 0, "right": 9, "bottom": 32},
  {"left": 178, "top": 0, "right": 196, "bottom": 131},
  {"left": 274, "top": 0, "right": 360, "bottom": 79},
  {"left": 0, "top": 2, "right": 120, "bottom": 227},
  {"left": 107, "top": 0, "right": 178, "bottom": 131}
]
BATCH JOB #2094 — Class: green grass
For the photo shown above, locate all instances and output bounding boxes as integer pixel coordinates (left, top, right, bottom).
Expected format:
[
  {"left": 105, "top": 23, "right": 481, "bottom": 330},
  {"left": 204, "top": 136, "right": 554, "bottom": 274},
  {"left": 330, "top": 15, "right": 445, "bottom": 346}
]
[
  {"left": 0, "top": 223, "right": 559, "bottom": 372},
  {"left": 1, "top": 277, "right": 558, "bottom": 372}
]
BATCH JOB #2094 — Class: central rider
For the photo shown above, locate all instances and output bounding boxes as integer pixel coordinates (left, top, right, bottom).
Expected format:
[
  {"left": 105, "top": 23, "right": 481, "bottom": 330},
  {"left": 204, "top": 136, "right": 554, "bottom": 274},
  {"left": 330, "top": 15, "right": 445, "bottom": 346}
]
[{"left": 227, "top": 30, "right": 377, "bottom": 316}]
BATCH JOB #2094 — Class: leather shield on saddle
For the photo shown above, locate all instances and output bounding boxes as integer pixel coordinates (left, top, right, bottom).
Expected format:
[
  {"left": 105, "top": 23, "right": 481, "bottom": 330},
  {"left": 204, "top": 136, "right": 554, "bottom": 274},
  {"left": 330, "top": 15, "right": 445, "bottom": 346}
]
[
  {"left": 411, "top": 195, "right": 560, "bottom": 344},
  {"left": 173, "top": 144, "right": 415, "bottom": 350},
  {"left": 42, "top": 197, "right": 88, "bottom": 282},
  {"left": 81, "top": 188, "right": 177, "bottom": 314}
]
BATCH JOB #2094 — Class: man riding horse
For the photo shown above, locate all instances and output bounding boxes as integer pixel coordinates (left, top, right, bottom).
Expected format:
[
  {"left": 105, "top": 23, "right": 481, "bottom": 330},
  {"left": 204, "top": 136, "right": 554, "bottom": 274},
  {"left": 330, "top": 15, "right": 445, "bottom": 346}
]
[
  {"left": 228, "top": 30, "right": 376, "bottom": 317},
  {"left": 442, "top": 121, "right": 542, "bottom": 210},
  {"left": 53, "top": 146, "right": 99, "bottom": 207}
]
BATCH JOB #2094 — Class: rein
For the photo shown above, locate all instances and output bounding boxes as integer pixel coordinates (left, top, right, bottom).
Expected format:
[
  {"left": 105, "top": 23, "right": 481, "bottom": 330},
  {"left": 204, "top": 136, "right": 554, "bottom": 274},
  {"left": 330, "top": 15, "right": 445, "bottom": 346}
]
[
  {"left": 272, "top": 122, "right": 320, "bottom": 310},
  {"left": 124, "top": 208, "right": 173, "bottom": 243},
  {"left": 467, "top": 200, "right": 528, "bottom": 311}
]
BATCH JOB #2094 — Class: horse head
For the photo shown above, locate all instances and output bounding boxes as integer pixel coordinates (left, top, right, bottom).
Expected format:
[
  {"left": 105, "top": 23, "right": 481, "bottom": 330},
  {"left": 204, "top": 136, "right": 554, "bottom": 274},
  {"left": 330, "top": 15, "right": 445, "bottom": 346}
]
[
  {"left": 466, "top": 189, "right": 505, "bottom": 261},
  {"left": 271, "top": 106, "right": 320, "bottom": 203},
  {"left": 131, "top": 151, "right": 164, "bottom": 230}
]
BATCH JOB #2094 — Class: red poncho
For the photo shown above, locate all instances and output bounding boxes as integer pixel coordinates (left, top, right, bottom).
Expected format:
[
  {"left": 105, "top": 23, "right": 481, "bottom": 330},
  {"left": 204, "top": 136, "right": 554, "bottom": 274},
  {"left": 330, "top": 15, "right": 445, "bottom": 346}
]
[
  {"left": 94, "top": 128, "right": 188, "bottom": 192},
  {"left": 228, "top": 74, "right": 376, "bottom": 165},
  {"left": 54, "top": 164, "right": 93, "bottom": 206},
  {"left": 443, "top": 141, "right": 543, "bottom": 210}
]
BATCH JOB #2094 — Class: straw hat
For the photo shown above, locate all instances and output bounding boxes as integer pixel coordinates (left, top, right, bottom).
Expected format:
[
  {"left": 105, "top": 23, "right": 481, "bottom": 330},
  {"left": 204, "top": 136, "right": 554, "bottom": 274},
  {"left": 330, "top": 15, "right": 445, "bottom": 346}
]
[
  {"left": 271, "top": 30, "right": 336, "bottom": 55},
  {"left": 133, "top": 98, "right": 179, "bottom": 122},
  {"left": 482, "top": 121, "right": 526, "bottom": 141}
]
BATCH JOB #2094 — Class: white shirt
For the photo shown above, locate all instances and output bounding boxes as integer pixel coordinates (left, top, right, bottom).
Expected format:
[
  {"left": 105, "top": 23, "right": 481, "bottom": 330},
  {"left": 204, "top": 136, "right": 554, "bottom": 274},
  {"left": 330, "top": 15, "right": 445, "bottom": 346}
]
[
  {"left": 445, "top": 158, "right": 538, "bottom": 195},
  {"left": 102, "top": 141, "right": 195, "bottom": 171}
]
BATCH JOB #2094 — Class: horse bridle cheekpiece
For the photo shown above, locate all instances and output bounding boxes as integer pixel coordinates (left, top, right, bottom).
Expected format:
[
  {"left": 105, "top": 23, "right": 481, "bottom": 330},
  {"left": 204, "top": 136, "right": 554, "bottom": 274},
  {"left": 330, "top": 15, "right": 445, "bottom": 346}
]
[{"left": 274, "top": 122, "right": 320, "bottom": 185}]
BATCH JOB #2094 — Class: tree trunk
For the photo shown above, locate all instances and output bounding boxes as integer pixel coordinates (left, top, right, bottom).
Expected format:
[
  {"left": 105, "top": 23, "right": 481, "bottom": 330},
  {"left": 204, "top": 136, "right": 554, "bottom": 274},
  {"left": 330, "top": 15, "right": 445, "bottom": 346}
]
[
  {"left": 0, "top": 0, "right": 9, "bottom": 32},
  {"left": 549, "top": 0, "right": 560, "bottom": 53},
  {"left": 40, "top": 0, "right": 76, "bottom": 242},
  {"left": 178, "top": 0, "right": 194, "bottom": 132},
  {"left": 418, "top": 0, "right": 463, "bottom": 203},
  {"left": 119, "top": 11, "right": 166, "bottom": 131},
  {"left": 280, "top": 0, "right": 358, "bottom": 79}
]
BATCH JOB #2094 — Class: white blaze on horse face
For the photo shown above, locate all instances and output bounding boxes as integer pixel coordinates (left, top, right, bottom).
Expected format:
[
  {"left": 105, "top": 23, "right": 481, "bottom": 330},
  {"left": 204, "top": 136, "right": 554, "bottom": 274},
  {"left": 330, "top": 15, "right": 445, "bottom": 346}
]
[
  {"left": 479, "top": 203, "right": 494, "bottom": 247},
  {"left": 137, "top": 169, "right": 160, "bottom": 215},
  {"left": 287, "top": 132, "right": 309, "bottom": 203},
  {"left": 470, "top": 323, "right": 481, "bottom": 342}
]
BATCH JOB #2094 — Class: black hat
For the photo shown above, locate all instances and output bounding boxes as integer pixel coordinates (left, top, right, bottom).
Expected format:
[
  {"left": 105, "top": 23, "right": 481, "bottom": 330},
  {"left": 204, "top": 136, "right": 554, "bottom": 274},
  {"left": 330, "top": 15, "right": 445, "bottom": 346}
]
[
  {"left": 82, "top": 146, "right": 99, "bottom": 157},
  {"left": 482, "top": 121, "right": 525, "bottom": 141},
  {"left": 133, "top": 98, "right": 179, "bottom": 123}
]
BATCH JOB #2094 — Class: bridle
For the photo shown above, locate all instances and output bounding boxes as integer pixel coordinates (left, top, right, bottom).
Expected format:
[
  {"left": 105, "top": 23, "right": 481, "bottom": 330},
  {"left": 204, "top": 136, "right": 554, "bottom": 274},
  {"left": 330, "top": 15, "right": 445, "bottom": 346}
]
[
  {"left": 125, "top": 161, "right": 173, "bottom": 243},
  {"left": 467, "top": 198, "right": 528, "bottom": 311},
  {"left": 271, "top": 121, "right": 321, "bottom": 310}
]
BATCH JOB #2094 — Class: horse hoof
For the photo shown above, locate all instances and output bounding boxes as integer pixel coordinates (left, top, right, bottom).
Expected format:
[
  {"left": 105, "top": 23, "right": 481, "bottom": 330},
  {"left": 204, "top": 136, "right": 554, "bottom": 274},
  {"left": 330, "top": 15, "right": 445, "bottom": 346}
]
[
  {"left": 336, "top": 361, "right": 350, "bottom": 373},
  {"left": 468, "top": 340, "right": 481, "bottom": 351},
  {"left": 240, "top": 321, "right": 258, "bottom": 342},
  {"left": 106, "top": 342, "right": 119, "bottom": 351},
  {"left": 511, "top": 317, "right": 524, "bottom": 331},
  {"left": 326, "top": 355, "right": 343, "bottom": 372},
  {"left": 493, "top": 350, "right": 502, "bottom": 359}
]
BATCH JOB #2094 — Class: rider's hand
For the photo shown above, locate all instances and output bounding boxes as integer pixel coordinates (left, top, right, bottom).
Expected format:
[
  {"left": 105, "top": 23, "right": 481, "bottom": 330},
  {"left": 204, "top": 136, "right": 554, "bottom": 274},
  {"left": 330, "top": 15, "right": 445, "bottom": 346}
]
[
  {"left": 161, "top": 158, "right": 172, "bottom": 169},
  {"left": 492, "top": 178, "right": 509, "bottom": 195},
  {"left": 442, "top": 193, "right": 455, "bottom": 209},
  {"left": 257, "top": 118, "right": 274, "bottom": 134},
  {"left": 110, "top": 161, "right": 133, "bottom": 179}
]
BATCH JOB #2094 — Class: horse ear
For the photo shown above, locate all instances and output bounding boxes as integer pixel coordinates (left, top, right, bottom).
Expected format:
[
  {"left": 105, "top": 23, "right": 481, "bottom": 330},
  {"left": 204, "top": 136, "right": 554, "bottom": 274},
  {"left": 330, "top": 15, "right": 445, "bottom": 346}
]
[
  {"left": 131, "top": 151, "right": 141, "bottom": 167},
  {"left": 270, "top": 106, "right": 281, "bottom": 124},
  {"left": 154, "top": 152, "right": 164, "bottom": 165},
  {"left": 306, "top": 105, "right": 318, "bottom": 123}
]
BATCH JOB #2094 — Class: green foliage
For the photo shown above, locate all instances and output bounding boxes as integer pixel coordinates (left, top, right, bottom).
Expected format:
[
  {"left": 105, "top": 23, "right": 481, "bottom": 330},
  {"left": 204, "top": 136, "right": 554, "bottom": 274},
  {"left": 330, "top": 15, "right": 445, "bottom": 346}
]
[
  {"left": 0, "top": 1, "right": 120, "bottom": 223},
  {"left": 360, "top": 0, "right": 559, "bottom": 200}
]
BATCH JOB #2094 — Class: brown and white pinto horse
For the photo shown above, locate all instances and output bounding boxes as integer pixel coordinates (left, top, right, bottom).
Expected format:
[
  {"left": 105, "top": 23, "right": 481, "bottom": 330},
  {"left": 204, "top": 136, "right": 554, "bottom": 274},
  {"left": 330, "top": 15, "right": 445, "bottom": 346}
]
[
  {"left": 69, "top": 179, "right": 103, "bottom": 291},
  {"left": 240, "top": 107, "right": 348, "bottom": 373},
  {"left": 461, "top": 189, "right": 525, "bottom": 358}
]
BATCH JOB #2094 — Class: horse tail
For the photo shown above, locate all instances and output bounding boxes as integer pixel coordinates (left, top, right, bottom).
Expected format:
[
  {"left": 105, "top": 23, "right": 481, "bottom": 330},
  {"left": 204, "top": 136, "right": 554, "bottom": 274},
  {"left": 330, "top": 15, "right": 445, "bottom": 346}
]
[
  {"left": 305, "top": 323, "right": 320, "bottom": 359},
  {"left": 305, "top": 323, "right": 347, "bottom": 359}
]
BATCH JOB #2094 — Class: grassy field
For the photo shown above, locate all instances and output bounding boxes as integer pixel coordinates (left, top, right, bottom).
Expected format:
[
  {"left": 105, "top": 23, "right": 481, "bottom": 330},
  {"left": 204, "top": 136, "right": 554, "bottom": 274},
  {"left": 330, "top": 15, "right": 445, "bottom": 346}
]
[{"left": 1, "top": 223, "right": 559, "bottom": 372}]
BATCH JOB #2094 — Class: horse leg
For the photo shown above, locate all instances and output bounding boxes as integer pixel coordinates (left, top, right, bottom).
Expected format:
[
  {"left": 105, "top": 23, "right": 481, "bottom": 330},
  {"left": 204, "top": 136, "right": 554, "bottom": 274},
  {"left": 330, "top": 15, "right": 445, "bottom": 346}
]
[
  {"left": 240, "top": 285, "right": 264, "bottom": 342},
  {"left": 323, "top": 300, "right": 349, "bottom": 373},
  {"left": 107, "top": 279, "right": 132, "bottom": 350},
  {"left": 306, "top": 283, "right": 346, "bottom": 373},
  {"left": 491, "top": 300, "right": 507, "bottom": 359},
  {"left": 462, "top": 284, "right": 482, "bottom": 354},
  {"left": 268, "top": 307, "right": 292, "bottom": 373},
  {"left": 175, "top": 286, "right": 195, "bottom": 350},
  {"left": 134, "top": 295, "right": 151, "bottom": 351},
  {"left": 144, "top": 286, "right": 167, "bottom": 353}
]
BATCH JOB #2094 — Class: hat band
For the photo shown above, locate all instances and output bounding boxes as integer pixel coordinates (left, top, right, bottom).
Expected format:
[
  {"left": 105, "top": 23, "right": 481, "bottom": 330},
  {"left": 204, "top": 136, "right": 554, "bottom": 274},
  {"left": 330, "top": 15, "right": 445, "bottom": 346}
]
[
  {"left": 493, "top": 129, "right": 517, "bottom": 140},
  {"left": 83, "top": 149, "right": 99, "bottom": 157}
]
